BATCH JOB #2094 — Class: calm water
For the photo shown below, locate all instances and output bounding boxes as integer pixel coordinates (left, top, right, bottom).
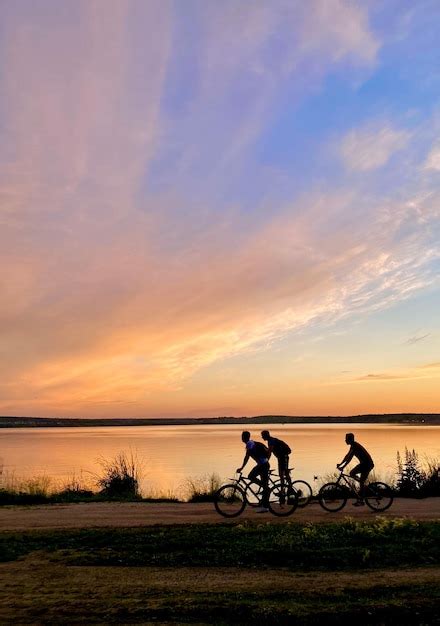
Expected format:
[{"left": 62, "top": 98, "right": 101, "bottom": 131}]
[{"left": 1, "top": 424, "right": 439, "bottom": 497}]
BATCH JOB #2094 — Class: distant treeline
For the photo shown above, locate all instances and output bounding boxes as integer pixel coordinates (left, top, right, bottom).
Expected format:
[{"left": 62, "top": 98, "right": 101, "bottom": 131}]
[{"left": 1, "top": 413, "right": 439, "bottom": 428}]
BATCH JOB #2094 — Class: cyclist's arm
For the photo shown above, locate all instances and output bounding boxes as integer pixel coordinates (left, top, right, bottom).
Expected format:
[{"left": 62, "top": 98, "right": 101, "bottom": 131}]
[
  {"left": 338, "top": 448, "right": 354, "bottom": 469},
  {"left": 237, "top": 451, "right": 250, "bottom": 473},
  {"left": 267, "top": 444, "right": 274, "bottom": 460}
]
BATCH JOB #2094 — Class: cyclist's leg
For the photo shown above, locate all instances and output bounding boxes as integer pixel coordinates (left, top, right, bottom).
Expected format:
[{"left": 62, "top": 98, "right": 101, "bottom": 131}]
[
  {"left": 285, "top": 455, "right": 293, "bottom": 490},
  {"left": 349, "top": 463, "right": 362, "bottom": 479},
  {"left": 359, "top": 465, "right": 373, "bottom": 499},
  {"left": 277, "top": 457, "right": 285, "bottom": 492},
  {"left": 250, "top": 464, "right": 269, "bottom": 508},
  {"left": 278, "top": 455, "right": 291, "bottom": 492},
  {"left": 349, "top": 463, "right": 363, "bottom": 503},
  {"left": 349, "top": 463, "right": 362, "bottom": 483},
  {"left": 350, "top": 463, "right": 370, "bottom": 502},
  {"left": 260, "top": 462, "right": 269, "bottom": 508},
  {"left": 248, "top": 465, "right": 262, "bottom": 488}
]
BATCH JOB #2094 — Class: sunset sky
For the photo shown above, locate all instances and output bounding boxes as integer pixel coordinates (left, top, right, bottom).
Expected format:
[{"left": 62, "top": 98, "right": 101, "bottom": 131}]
[{"left": 1, "top": 0, "right": 439, "bottom": 418}]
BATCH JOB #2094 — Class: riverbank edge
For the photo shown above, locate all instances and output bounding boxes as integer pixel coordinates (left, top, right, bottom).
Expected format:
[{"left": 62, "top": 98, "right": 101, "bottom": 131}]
[{"left": 1, "top": 413, "right": 440, "bottom": 427}]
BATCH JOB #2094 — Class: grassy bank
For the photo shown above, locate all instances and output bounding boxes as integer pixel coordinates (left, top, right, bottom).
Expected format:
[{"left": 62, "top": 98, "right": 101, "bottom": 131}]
[
  {"left": 2, "top": 518, "right": 440, "bottom": 569},
  {"left": 0, "top": 448, "right": 225, "bottom": 505},
  {"left": 0, "top": 519, "right": 439, "bottom": 623}
]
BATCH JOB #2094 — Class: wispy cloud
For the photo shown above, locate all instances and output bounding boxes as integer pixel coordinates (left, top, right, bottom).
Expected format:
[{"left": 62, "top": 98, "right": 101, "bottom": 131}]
[
  {"left": 355, "top": 362, "right": 440, "bottom": 383},
  {"left": 0, "top": 2, "right": 439, "bottom": 416},
  {"left": 424, "top": 143, "right": 440, "bottom": 171},
  {"left": 356, "top": 373, "right": 411, "bottom": 381},
  {"left": 404, "top": 333, "right": 431, "bottom": 345},
  {"left": 339, "top": 123, "right": 411, "bottom": 172}
]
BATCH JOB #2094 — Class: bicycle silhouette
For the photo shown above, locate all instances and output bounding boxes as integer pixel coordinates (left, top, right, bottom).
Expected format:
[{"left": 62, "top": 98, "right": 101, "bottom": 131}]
[
  {"left": 214, "top": 469, "right": 312, "bottom": 517},
  {"left": 318, "top": 468, "right": 393, "bottom": 512},
  {"left": 278, "top": 468, "right": 313, "bottom": 508}
]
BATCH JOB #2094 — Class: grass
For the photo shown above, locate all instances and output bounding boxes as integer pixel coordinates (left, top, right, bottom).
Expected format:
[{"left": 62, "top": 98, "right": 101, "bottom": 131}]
[
  {"left": 1, "top": 518, "right": 440, "bottom": 569},
  {"left": 0, "top": 466, "right": 222, "bottom": 505},
  {"left": 0, "top": 488, "right": 179, "bottom": 505},
  {"left": 1, "top": 566, "right": 438, "bottom": 625},
  {"left": 1, "top": 558, "right": 438, "bottom": 624},
  {"left": 0, "top": 451, "right": 177, "bottom": 504},
  {"left": 0, "top": 520, "right": 439, "bottom": 623},
  {"left": 184, "top": 472, "right": 222, "bottom": 502}
]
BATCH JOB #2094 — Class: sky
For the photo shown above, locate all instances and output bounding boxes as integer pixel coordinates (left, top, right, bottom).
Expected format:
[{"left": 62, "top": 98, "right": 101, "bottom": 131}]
[{"left": 0, "top": 0, "right": 439, "bottom": 418}]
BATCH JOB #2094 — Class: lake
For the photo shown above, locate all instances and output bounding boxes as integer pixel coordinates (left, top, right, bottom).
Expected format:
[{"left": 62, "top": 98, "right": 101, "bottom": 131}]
[{"left": 1, "top": 424, "right": 439, "bottom": 498}]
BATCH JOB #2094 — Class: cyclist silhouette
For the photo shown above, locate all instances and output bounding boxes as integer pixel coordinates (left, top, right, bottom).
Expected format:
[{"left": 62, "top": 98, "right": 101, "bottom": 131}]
[
  {"left": 337, "top": 433, "right": 374, "bottom": 506},
  {"left": 261, "top": 430, "right": 292, "bottom": 494},
  {"left": 237, "top": 431, "right": 270, "bottom": 512}
]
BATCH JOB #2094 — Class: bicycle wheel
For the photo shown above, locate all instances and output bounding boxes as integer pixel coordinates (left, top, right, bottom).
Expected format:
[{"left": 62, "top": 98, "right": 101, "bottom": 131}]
[
  {"left": 291, "top": 480, "right": 313, "bottom": 507},
  {"left": 318, "top": 482, "right": 348, "bottom": 512},
  {"left": 214, "top": 484, "right": 246, "bottom": 518},
  {"left": 365, "top": 482, "right": 394, "bottom": 512},
  {"left": 268, "top": 483, "right": 298, "bottom": 517}
]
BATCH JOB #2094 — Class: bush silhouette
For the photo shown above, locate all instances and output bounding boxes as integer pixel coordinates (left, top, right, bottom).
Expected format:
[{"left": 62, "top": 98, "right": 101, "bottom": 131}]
[{"left": 97, "top": 451, "right": 142, "bottom": 499}]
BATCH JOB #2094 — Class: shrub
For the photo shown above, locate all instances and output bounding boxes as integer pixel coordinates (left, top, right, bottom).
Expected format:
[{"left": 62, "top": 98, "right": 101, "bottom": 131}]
[
  {"left": 419, "top": 458, "right": 440, "bottom": 497},
  {"left": 96, "top": 451, "right": 143, "bottom": 499}
]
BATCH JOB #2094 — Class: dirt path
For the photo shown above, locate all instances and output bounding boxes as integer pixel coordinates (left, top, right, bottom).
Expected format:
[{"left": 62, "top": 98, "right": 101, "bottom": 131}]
[{"left": 0, "top": 498, "right": 439, "bottom": 530}]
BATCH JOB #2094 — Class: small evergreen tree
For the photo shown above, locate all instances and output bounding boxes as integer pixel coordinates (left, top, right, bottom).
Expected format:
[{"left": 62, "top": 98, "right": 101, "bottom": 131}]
[{"left": 396, "top": 448, "right": 426, "bottom": 496}]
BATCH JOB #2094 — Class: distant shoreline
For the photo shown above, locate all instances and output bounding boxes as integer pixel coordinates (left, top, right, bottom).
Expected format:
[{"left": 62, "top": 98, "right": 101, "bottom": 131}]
[{"left": 1, "top": 413, "right": 439, "bottom": 428}]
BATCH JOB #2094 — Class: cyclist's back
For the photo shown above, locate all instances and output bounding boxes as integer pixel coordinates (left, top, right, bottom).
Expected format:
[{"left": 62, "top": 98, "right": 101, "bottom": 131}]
[
  {"left": 247, "top": 439, "right": 270, "bottom": 464},
  {"left": 261, "top": 430, "right": 292, "bottom": 495},
  {"left": 350, "top": 441, "right": 374, "bottom": 468},
  {"left": 265, "top": 435, "right": 291, "bottom": 458}
]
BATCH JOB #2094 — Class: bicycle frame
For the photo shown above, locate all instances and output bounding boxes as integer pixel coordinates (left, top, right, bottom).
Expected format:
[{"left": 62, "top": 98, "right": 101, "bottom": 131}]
[
  {"left": 214, "top": 469, "right": 301, "bottom": 518},
  {"left": 230, "top": 470, "right": 279, "bottom": 499},
  {"left": 335, "top": 470, "right": 363, "bottom": 496},
  {"left": 233, "top": 469, "right": 310, "bottom": 495}
]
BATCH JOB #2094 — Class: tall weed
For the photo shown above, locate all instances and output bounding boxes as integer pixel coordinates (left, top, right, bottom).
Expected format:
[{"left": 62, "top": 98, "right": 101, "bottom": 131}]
[
  {"left": 184, "top": 473, "right": 222, "bottom": 502},
  {"left": 96, "top": 450, "right": 143, "bottom": 499}
]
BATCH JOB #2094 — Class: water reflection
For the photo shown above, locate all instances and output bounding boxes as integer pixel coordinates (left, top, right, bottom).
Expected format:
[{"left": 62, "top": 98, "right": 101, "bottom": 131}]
[{"left": 1, "top": 424, "right": 439, "bottom": 495}]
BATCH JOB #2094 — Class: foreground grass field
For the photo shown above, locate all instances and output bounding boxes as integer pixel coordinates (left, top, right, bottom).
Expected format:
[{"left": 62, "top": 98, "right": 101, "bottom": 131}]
[{"left": 1, "top": 519, "right": 440, "bottom": 624}]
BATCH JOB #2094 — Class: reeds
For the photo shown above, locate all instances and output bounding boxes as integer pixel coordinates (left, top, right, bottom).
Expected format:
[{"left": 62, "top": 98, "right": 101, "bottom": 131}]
[
  {"left": 0, "top": 471, "right": 53, "bottom": 504},
  {"left": 183, "top": 472, "right": 222, "bottom": 502}
]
